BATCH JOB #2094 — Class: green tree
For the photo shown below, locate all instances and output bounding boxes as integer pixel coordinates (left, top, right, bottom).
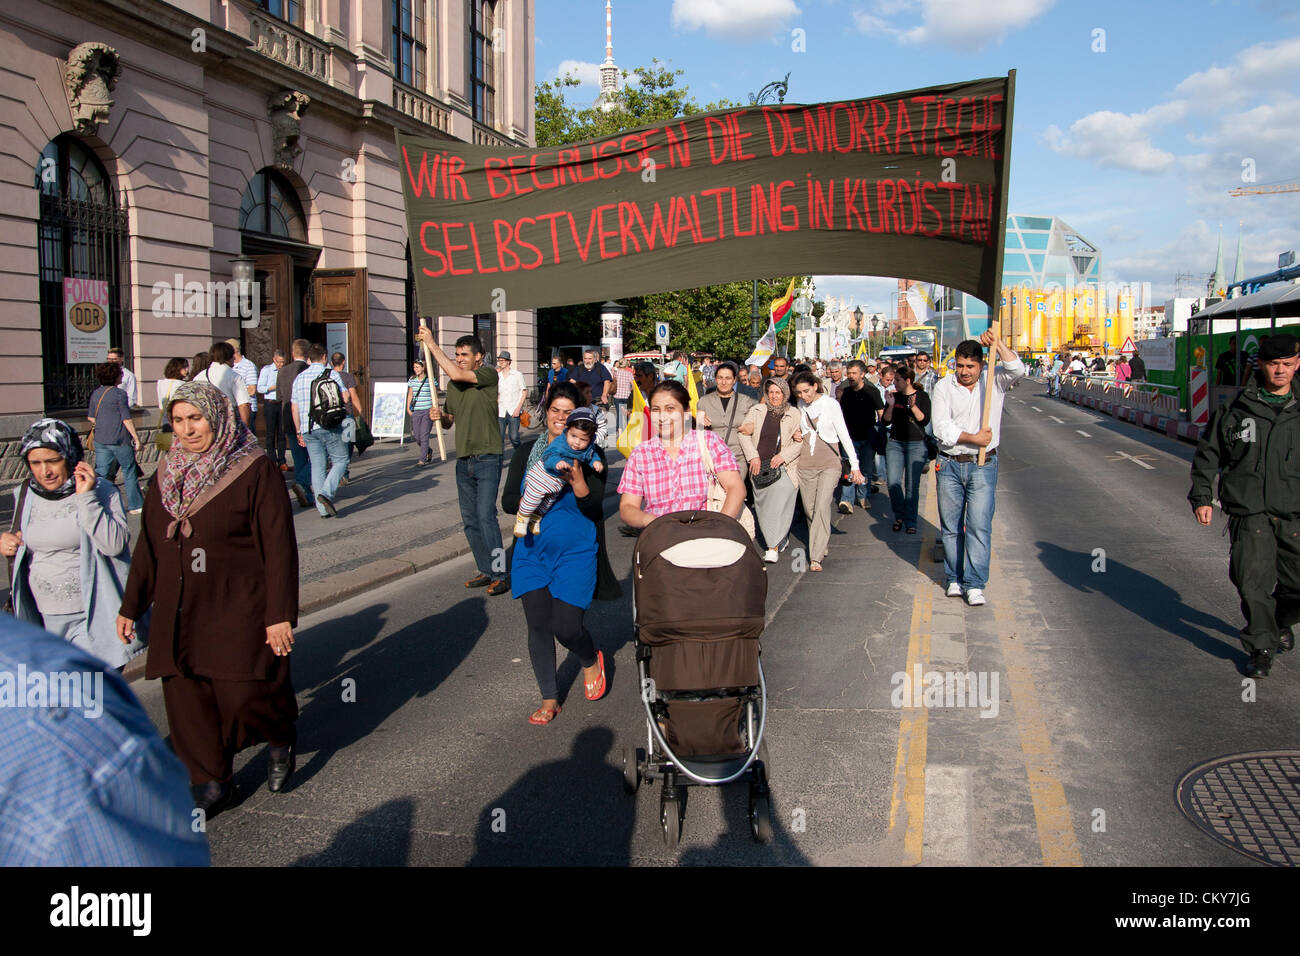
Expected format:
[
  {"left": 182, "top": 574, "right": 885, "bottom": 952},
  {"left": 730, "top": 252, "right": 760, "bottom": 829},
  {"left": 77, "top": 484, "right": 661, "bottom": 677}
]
[{"left": 533, "top": 63, "right": 809, "bottom": 362}]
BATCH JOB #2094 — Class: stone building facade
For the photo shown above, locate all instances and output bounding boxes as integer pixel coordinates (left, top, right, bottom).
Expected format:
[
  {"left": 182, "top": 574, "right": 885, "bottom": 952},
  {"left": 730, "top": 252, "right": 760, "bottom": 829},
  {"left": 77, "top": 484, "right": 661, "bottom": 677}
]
[{"left": 0, "top": 0, "right": 537, "bottom": 466}]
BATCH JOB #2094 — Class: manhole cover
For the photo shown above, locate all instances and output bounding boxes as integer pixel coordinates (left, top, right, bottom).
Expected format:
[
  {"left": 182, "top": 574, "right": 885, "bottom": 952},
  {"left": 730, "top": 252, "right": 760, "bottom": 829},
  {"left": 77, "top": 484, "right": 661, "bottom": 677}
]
[{"left": 1176, "top": 751, "right": 1300, "bottom": 867}]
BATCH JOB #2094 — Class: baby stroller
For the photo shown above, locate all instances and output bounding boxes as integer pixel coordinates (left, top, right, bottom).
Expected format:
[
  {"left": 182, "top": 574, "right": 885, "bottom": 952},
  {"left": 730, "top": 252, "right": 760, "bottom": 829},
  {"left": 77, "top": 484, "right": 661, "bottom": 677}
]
[{"left": 622, "top": 510, "right": 771, "bottom": 847}]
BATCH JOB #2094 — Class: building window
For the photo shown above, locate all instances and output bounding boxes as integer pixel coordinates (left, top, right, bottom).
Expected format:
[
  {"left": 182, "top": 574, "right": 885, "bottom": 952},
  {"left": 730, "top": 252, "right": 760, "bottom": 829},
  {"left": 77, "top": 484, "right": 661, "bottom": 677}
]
[
  {"left": 470, "top": 0, "right": 497, "bottom": 126},
  {"left": 393, "top": 0, "right": 427, "bottom": 89},
  {"left": 258, "top": 0, "right": 304, "bottom": 26},
  {"left": 35, "top": 135, "right": 131, "bottom": 413},
  {"left": 239, "top": 169, "right": 307, "bottom": 242}
]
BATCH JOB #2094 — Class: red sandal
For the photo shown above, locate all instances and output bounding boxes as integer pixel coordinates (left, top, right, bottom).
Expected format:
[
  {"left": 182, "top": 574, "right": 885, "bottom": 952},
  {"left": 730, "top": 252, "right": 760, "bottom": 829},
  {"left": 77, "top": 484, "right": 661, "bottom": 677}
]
[
  {"left": 584, "top": 651, "right": 606, "bottom": 701},
  {"left": 528, "top": 704, "right": 560, "bottom": 725}
]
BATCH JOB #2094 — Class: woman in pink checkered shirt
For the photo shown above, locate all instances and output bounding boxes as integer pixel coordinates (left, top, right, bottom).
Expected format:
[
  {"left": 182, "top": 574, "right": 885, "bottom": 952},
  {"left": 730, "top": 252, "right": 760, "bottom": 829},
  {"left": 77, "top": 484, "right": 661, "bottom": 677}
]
[{"left": 617, "top": 380, "right": 746, "bottom": 527}]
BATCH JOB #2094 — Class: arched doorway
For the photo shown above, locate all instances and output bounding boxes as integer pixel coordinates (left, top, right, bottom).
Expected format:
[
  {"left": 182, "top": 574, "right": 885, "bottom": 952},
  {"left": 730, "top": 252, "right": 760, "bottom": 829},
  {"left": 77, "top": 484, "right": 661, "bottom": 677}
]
[
  {"left": 237, "top": 167, "right": 318, "bottom": 371},
  {"left": 35, "top": 134, "right": 131, "bottom": 412}
]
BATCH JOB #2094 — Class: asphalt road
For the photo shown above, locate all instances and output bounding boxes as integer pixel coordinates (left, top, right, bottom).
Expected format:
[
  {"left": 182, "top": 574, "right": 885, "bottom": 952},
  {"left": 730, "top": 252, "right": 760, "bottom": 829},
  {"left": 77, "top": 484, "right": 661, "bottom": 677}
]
[{"left": 129, "top": 379, "right": 1299, "bottom": 865}]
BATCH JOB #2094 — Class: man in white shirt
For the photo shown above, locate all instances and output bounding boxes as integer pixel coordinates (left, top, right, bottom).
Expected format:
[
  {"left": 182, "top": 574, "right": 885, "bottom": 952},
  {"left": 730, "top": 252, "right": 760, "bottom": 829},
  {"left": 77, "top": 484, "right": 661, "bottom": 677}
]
[
  {"left": 258, "top": 350, "right": 287, "bottom": 467},
  {"left": 228, "top": 339, "right": 259, "bottom": 431},
  {"left": 107, "top": 347, "right": 137, "bottom": 407},
  {"left": 194, "top": 341, "right": 251, "bottom": 425},
  {"left": 495, "top": 351, "right": 526, "bottom": 449},
  {"left": 929, "top": 331, "right": 1025, "bottom": 607}
]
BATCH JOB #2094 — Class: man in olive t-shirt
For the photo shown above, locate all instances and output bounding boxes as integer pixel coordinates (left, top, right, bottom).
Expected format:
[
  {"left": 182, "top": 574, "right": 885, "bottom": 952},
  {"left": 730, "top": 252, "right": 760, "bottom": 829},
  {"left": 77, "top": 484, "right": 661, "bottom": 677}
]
[{"left": 416, "top": 327, "right": 507, "bottom": 595}]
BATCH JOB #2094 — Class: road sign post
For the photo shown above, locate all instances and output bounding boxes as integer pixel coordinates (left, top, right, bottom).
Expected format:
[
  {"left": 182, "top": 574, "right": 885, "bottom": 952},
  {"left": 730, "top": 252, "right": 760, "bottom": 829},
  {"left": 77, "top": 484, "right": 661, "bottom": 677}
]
[{"left": 656, "top": 321, "right": 670, "bottom": 359}]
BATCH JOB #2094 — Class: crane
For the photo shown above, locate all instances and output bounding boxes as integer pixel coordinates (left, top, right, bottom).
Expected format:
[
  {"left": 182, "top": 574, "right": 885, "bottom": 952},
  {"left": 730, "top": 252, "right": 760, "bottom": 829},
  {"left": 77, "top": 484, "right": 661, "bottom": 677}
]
[{"left": 1229, "top": 183, "right": 1300, "bottom": 197}]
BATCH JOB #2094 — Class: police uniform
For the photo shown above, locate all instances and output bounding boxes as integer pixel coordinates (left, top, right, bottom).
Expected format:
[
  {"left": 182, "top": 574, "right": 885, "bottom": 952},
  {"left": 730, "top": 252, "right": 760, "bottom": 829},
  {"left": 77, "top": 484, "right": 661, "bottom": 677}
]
[{"left": 1189, "top": 334, "right": 1300, "bottom": 676}]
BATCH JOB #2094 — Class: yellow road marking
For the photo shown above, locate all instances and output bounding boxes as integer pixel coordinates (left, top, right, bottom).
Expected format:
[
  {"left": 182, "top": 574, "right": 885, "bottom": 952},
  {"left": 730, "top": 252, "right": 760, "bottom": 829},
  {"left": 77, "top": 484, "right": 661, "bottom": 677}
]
[
  {"left": 887, "top": 482, "right": 938, "bottom": 864},
  {"left": 991, "top": 553, "right": 1084, "bottom": 866}
]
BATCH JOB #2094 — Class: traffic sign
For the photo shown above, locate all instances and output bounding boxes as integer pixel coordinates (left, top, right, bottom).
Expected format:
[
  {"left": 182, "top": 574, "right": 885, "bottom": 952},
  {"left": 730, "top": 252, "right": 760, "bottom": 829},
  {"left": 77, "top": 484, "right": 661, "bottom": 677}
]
[
  {"left": 1120, "top": 336, "right": 1136, "bottom": 355},
  {"left": 655, "top": 322, "right": 670, "bottom": 347}
]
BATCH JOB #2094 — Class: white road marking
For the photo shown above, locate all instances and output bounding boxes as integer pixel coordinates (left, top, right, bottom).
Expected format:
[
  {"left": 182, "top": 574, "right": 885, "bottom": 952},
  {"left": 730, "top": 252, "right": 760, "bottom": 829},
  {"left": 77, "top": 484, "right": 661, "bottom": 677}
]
[
  {"left": 1030, "top": 406, "right": 1043, "bottom": 412},
  {"left": 1049, "top": 416, "right": 1065, "bottom": 424},
  {"left": 1075, "top": 430, "right": 1091, "bottom": 437},
  {"left": 1115, "top": 450, "right": 1155, "bottom": 470}
]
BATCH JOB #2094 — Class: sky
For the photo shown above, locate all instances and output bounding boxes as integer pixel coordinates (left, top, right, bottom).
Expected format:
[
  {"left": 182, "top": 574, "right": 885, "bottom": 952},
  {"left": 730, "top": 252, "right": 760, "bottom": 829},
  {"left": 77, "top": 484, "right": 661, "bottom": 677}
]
[{"left": 536, "top": 0, "right": 1300, "bottom": 316}]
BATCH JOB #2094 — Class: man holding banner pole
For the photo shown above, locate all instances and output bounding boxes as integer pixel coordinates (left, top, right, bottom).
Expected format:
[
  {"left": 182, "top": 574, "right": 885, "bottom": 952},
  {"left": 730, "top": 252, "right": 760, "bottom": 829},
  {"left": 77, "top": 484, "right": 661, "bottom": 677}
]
[
  {"left": 416, "top": 324, "right": 509, "bottom": 596},
  {"left": 930, "top": 329, "right": 1024, "bottom": 606}
]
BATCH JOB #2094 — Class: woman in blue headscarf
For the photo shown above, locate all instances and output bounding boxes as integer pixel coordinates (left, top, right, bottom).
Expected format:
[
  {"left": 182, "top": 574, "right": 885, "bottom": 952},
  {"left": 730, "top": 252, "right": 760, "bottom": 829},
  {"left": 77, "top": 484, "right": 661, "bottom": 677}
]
[{"left": 0, "top": 418, "right": 144, "bottom": 669}]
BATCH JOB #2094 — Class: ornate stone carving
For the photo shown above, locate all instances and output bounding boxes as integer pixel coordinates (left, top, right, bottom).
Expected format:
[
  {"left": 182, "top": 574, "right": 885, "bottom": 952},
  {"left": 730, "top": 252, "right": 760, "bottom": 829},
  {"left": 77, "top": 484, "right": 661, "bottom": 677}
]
[
  {"left": 65, "top": 42, "right": 122, "bottom": 135},
  {"left": 267, "top": 90, "right": 310, "bottom": 170}
]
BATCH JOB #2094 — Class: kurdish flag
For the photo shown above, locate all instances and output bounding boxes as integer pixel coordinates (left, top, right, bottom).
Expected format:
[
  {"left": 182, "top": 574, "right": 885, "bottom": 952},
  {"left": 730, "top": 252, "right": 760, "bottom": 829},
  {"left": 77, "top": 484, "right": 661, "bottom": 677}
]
[
  {"left": 616, "top": 381, "right": 649, "bottom": 460},
  {"left": 770, "top": 277, "right": 797, "bottom": 334}
]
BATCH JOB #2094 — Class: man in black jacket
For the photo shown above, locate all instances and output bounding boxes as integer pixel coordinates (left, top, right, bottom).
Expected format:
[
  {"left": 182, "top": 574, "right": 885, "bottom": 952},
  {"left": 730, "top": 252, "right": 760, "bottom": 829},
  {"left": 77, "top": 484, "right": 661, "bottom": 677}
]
[{"left": 1189, "top": 333, "right": 1300, "bottom": 677}]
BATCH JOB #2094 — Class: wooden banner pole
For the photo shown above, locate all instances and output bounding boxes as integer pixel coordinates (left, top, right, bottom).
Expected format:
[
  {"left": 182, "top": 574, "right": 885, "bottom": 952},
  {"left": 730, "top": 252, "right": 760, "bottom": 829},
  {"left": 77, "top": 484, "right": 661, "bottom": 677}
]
[
  {"left": 978, "top": 319, "right": 1000, "bottom": 466},
  {"left": 978, "top": 69, "right": 1016, "bottom": 468},
  {"left": 419, "top": 319, "right": 448, "bottom": 461}
]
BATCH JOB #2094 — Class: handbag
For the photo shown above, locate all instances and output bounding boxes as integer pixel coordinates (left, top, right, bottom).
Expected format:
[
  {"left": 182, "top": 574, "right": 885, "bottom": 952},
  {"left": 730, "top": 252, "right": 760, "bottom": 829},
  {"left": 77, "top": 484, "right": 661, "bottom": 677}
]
[
  {"left": 519, "top": 408, "right": 532, "bottom": 429},
  {"left": 155, "top": 382, "right": 177, "bottom": 454},
  {"left": 354, "top": 413, "right": 375, "bottom": 453},
  {"left": 696, "top": 430, "right": 756, "bottom": 539},
  {"left": 3, "top": 480, "right": 30, "bottom": 615},
  {"left": 87, "top": 389, "right": 109, "bottom": 453},
  {"left": 751, "top": 459, "right": 784, "bottom": 489}
]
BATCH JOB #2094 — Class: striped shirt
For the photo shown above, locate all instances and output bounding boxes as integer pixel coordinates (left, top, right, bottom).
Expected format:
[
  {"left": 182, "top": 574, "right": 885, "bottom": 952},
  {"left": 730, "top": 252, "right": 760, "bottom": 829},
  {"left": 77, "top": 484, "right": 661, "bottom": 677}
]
[
  {"left": 613, "top": 366, "right": 634, "bottom": 400},
  {"left": 291, "top": 363, "right": 345, "bottom": 433},
  {"left": 407, "top": 375, "right": 434, "bottom": 410},
  {"left": 233, "top": 357, "right": 258, "bottom": 411}
]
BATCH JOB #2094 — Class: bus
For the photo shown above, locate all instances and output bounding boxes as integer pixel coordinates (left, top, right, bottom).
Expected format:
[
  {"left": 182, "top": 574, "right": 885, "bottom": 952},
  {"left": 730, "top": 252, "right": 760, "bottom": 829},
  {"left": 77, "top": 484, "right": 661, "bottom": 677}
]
[{"left": 900, "top": 325, "right": 937, "bottom": 361}]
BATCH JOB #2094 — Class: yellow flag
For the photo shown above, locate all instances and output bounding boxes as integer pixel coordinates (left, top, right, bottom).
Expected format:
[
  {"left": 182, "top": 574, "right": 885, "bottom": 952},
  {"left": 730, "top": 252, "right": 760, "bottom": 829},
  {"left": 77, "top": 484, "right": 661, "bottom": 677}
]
[
  {"left": 616, "top": 381, "right": 647, "bottom": 460},
  {"left": 855, "top": 339, "right": 867, "bottom": 359},
  {"left": 686, "top": 364, "right": 700, "bottom": 416}
]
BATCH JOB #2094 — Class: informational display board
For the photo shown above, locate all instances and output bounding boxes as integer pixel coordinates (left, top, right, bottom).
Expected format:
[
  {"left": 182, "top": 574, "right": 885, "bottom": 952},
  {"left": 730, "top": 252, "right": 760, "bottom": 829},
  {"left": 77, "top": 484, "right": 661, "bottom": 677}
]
[
  {"left": 326, "top": 323, "right": 348, "bottom": 366},
  {"left": 63, "top": 277, "right": 110, "bottom": 363},
  {"left": 371, "top": 381, "right": 409, "bottom": 441},
  {"left": 1136, "top": 337, "right": 1175, "bottom": 372}
]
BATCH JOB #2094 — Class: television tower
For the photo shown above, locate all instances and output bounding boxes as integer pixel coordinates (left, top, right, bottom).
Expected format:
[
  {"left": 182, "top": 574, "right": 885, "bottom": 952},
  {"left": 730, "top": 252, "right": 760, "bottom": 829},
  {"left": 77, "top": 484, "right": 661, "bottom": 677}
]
[{"left": 597, "top": 1, "right": 621, "bottom": 112}]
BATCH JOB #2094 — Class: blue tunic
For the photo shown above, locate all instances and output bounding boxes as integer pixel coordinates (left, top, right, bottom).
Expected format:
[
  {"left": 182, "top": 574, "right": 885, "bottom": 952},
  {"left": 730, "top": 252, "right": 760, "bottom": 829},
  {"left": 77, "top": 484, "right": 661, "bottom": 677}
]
[{"left": 510, "top": 469, "right": 598, "bottom": 610}]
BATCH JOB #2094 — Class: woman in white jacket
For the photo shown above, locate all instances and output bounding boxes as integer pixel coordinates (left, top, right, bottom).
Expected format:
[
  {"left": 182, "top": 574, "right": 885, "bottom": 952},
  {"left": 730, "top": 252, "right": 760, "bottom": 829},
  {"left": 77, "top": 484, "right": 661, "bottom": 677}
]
[
  {"left": 789, "top": 371, "right": 865, "bottom": 572},
  {"left": 736, "top": 376, "right": 803, "bottom": 563}
]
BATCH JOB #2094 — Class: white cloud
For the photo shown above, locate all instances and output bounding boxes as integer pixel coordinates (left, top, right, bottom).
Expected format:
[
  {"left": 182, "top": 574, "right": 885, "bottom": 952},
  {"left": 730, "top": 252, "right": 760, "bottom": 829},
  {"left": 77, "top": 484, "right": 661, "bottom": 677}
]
[
  {"left": 1043, "top": 102, "right": 1187, "bottom": 174},
  {"left": 554, "top": 59, "right": 601, "bottom": 86},
  {"left": 671, "top": 0, "right": 802, "bottom": 39},
  {"left": 858, "top": 0, "right": 1054, "bottom": 51},
  {"left": 1175, "top": 36, "right": 1300, "bottom": 110},
  {"left": 852, "top": 11, "right": 900, "bottom": 38}
]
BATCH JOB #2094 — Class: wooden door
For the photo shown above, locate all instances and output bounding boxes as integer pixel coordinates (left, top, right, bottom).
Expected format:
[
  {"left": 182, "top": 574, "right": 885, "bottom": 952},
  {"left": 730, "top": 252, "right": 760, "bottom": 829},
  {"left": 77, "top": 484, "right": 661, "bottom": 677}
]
[
  {"left": 250, "top": 253, "right": 293, "bottom": 368},
  {"left": 308, "top": 268, "right": 370, "bottom": 414}
]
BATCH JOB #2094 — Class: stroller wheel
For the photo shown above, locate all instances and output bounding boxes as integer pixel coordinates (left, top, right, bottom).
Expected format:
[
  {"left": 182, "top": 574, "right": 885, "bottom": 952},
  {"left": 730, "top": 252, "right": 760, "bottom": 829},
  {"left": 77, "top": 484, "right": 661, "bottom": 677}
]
[
  {"left": 661, "top": 795, "right": 682, "bottom": 848},
  {"left": 622, "top": 747, "right": 641, "bottom": 794},
  {"left": 749, "top": 791, "right": 772, "bottom": 844}
]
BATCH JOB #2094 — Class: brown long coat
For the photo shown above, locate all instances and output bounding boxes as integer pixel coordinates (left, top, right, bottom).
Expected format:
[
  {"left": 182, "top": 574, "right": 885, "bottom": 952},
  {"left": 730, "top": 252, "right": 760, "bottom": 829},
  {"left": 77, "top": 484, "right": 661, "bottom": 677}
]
[{"left": 120, "top": 454, "right": 299, "bottom": 681}]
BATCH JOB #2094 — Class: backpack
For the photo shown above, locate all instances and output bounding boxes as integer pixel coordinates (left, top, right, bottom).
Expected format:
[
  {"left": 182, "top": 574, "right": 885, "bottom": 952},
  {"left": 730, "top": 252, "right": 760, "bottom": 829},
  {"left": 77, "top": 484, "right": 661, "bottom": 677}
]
[{"left": 310, "top": 371, "right": 347, "bottom": 428}]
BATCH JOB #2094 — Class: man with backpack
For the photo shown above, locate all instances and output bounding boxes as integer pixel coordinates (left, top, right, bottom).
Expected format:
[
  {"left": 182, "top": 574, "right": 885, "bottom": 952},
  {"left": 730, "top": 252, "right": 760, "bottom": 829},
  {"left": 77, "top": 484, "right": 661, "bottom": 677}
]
[{"left": 290, "top": 343, "right": 349, "bottom": 518}]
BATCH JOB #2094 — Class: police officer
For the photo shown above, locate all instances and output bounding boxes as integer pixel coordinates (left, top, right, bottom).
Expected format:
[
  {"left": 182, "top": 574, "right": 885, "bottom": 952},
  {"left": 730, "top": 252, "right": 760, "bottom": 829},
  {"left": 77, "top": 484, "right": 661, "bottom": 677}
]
[{"left": 1189, "top": 332, "right": 1300, "bottom": 677}]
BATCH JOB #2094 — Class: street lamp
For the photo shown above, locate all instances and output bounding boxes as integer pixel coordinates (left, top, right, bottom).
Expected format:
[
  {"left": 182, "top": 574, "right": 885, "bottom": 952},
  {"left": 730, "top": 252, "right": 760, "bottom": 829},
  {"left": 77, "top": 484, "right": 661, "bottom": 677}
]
[
  {"left": 871, "top": 314, "right": 880, "bottom": 357},
  {"left": 852, "top": 305, "right": 863, "bottom": 338}
]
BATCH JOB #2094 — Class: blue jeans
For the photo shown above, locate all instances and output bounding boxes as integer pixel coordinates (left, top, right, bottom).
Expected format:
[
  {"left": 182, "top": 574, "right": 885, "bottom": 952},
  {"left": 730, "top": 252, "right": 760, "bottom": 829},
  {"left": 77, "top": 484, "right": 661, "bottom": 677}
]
[
  {"left": 456, "top": 453, "right": 504, "bottom": 579},
  {"left": 613, "top": 397, "right": 629, "bottom": 436},
  {"left": 287, "top": 416, "right": 313, "bottom": 502},
  {"left": 838, "top": 439, "right": 872, "bottom": 506},
  {"left": 886, "top": 439, "right": 927, "bottom": 529},
  {"left": 499, "top": 415, "right": 520, "bottom": 448},
  {"left": 303, "top": 426, "right": 348, "bottom": 515},
  {"left": 94, "top": 442, "right": 143, "bottom": 511},
  {"left": 937, "top": 453, "right": 999, "bottom": 590}
]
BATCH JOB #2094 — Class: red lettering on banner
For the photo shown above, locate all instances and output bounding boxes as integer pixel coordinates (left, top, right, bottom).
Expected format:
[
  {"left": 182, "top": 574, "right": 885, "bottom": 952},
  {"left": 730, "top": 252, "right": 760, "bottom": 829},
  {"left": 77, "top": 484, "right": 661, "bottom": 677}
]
[
  {"left": 493, "top": 220, "right": 521, "bottom": 271},
  {"left": 515, "top": 217, "right": 544, "bottom": 270},
  {"left": 440, "top": 223, "right": 474, "bottom": 275},
  {"left": 531, "top": 153, "right": 560, "bottom": 191},
  {"left": 617, "top": 202, "right": 643, "bottom": 255},
  {"left": 596, "top": 140, "right": 622, "bottom": 179},
  {"left": 842, "top": 178, "right": 865, "bottom": 230},
  {"left": 689, "top": 195, "right": 717, "bottom": 242},
  {"left": 811, "top": 178, "right": 834, "bottom": 229},
  {"left": 594, "top": 203, "right": 620, "bottom": 258},
  {"left": 468, "top": 222, "right": 497, "bottom": 274},
  {"left": 705, "top": 116, "right": 730, "bottom": 165},
  {"left": 920, "top": 183, "right": 944, "bottom": 236},
  {"left": 776, "top": 180, "right": 799, "bottom": 231},
  {"left": 894, "top": 101, "right": 916, "bottom": 155},
  {"left": 664, "top": 122, "right": 691, "bottom": 167},
  {"left": 852, "top": 103, "right": 873, "bottom": 154},
  {"left": 506, "top": 155, "right": 533, "bottom": 196},
  {"left": 911, "top": 96, "right": 935, "bottom": 155},
  {"left": 485, "top": 157, "right": 511, "bottom": 198},
  {"left": 871, "top": 99, "right": 892, "bottom": 152},
  {"left": 700, "top": 187, "right": 730, "bottom": 239},
  {"left": 535, "top": 211, "right": 567, "bottom": 262},
  {"left": 876, "top": 180, "right": 899, "bottom": 232},
  {"left": 418, "top": 222, "right": 448, "bottom": 277}
]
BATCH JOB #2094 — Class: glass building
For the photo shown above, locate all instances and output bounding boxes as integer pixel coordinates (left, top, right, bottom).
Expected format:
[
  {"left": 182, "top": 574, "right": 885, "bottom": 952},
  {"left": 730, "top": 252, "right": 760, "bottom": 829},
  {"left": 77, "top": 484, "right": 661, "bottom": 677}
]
[{"left": 930, "top": 215, "right": 1102, "bottom": 340}]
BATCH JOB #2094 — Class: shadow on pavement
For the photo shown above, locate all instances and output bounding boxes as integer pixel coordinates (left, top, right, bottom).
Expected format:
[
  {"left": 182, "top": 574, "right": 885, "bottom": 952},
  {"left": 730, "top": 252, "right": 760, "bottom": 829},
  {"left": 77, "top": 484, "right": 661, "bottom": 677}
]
[
  {"left": 291, "top": 797, "right": 415, "bottom": 866},
  {"left": 1033, "top": 541, "right": 1244, "bottom": 664},
  {"left": 271, "top": 595, "right": 491, "bottom": 791},
  {"left": 469, "top": 727, "right": 635, "bottom": 865}
]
